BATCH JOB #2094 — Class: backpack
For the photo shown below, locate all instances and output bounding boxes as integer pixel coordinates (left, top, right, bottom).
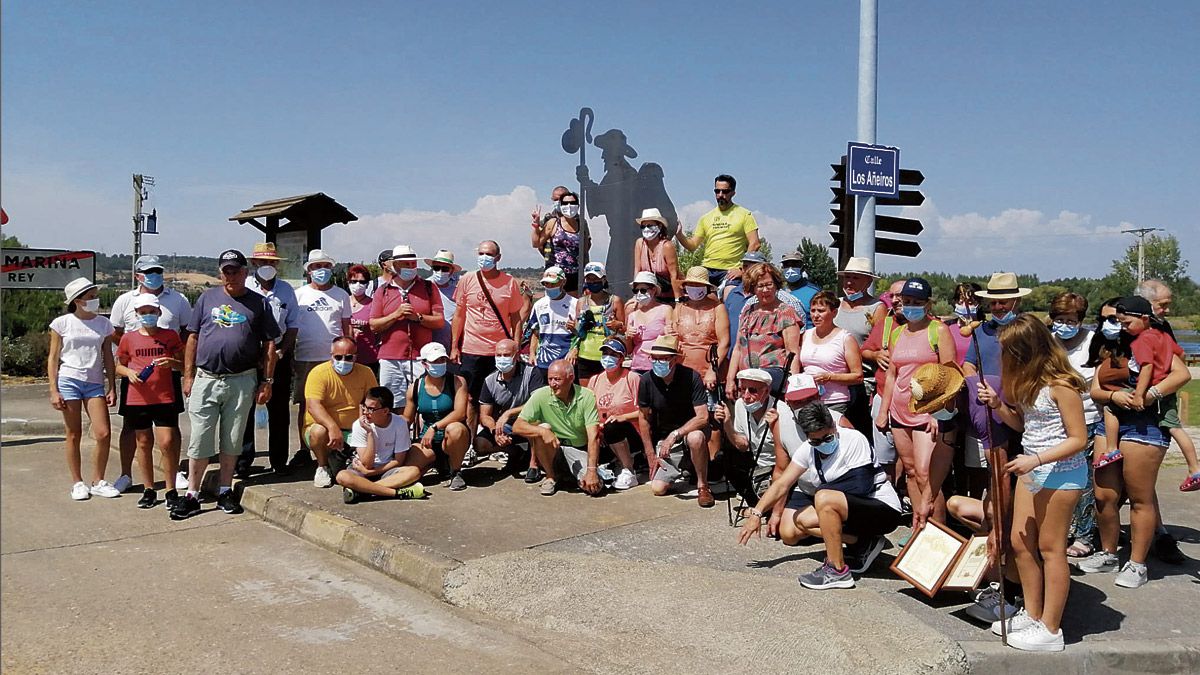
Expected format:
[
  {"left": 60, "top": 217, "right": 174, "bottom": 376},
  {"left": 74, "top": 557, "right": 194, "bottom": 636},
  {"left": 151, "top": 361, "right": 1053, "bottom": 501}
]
[{"left": 882, "top": 315, "right": 942, "bottom": 355}]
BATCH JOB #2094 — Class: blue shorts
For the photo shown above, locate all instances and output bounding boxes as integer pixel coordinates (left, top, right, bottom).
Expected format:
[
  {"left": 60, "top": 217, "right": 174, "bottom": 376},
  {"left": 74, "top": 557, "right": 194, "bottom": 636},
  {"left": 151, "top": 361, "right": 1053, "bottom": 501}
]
[
  {"left": 1033, "top": 460, "right": 1089, "bottom": 491},
  {"left": 58, "top": 377, "right": 106, "bottom": 401},
  {"left": 1117, "top": 414, "right": 1170, "bottom": 449}
]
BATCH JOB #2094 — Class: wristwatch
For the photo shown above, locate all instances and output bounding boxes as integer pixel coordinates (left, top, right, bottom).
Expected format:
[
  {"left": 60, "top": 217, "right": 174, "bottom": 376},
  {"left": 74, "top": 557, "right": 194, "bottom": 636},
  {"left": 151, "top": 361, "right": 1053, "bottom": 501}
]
[{"left": 261, "top": 377, "right": 274, "bottom": 384}]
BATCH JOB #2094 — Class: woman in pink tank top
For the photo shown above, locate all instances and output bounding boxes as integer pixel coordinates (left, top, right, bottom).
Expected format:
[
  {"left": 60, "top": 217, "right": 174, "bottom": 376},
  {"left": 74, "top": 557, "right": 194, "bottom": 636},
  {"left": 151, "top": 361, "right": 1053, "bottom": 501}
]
[
  {"left": 633, "top": 211, "right": 682, "bottom": 303},
  {"left": 875, "top": 278, "right": 957, "bottom": 528},
  {"left": 799, "top": 291, "right": 862, "bottom": 412}
]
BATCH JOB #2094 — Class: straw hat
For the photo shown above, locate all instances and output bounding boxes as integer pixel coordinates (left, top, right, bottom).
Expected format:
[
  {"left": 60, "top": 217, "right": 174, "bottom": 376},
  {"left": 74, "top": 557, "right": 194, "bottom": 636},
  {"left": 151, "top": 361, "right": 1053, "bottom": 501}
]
[
  {"left": 635, "top": 208, "right": 668, "bottom": 228},
  {"left": 647, "top": 335, "right": 680, "bottom": 357},
  {"left": 837, "top": 256, "right": 880, "bottom": 278},
  {"left": 974, "top": 272, "right": 1031, "bottom": 299},
  {"left": 682, "top": 266, "right": 715, "bottom": 288},
  {"left": 909, "top": 363, "right": 966, "bottom": 415},
  {"left": 249, "top": 242, "right": 283, "bottom": 261},
  {"left": 424, "top": 249, "right": 461, "bottom": 273},
  {"left": 303, "top": 248, "right": 336, "bottom": 270},
  {"left": 390, "top": 245, "right": 418, "bottom": 262},
  {"left": 63, "top": 277, "right": 98, "bottom": 306}
]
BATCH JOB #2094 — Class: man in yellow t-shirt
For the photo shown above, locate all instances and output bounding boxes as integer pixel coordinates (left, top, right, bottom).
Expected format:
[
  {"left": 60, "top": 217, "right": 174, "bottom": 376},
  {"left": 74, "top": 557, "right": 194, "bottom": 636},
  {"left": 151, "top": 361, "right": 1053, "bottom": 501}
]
[
  {"left": 303, "top": 336, "right": 379, "bottom": 488},
  {"left": 676, "top": 174, "right": 761, "bottom": 286}
]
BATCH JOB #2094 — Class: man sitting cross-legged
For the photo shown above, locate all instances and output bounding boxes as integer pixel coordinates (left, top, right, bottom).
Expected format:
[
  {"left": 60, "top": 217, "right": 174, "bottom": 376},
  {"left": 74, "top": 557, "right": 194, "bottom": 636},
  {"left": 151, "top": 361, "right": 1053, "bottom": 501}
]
[
  {"left": 511, "top": 360, "right": 604, "bottom": 497},
  {"left": 335, "top": 386, "right": 431, "bottom": 504}
]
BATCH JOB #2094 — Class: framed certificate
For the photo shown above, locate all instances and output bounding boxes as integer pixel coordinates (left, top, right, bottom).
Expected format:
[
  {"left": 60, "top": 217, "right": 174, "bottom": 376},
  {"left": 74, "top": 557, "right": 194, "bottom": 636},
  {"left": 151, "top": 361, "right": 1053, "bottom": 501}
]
[
  {"left": 889, "top": 520, "right": 968, "bottom": 597},
  {"left": 943, "top": 536, "right": 991, "bottom": 592}
]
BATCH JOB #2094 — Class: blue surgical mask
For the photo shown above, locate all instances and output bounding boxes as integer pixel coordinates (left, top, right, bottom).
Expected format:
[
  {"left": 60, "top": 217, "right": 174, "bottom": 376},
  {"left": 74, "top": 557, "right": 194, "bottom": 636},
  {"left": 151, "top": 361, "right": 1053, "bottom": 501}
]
[
  {"left": 783, "top": 268, "right": 803, "bottom": 284},
  {"left": 398, "top": 268, "right": 418, "bottom": 281},
  {"left": 901, "top": 305, "right": 927, "bottom": 322},
  {"left": 651, "top": 360, "right": 672, "bottom": 378},
  {"left": 310, "top": 268, "right": 333, "bottom": 285},
  {"left": 430, "top": 270, "right": 450, "bottom": 285},
  {"left": 992, "top": 310, "right": 1015, "bottom": 325},
  {"left": 1101, "top": 319, "right": 1121, "bottom": 340},
  {"left": 139, "top": 313, "right": 159, "bottom": 327},
  {"left": 845, "top": 290, "right": 864, "bottom": 302},
  {"left": 495, "top": 356, "right": 515, "bottom": 373},
  {"left": 477, "top": 254, "right": 497, "bottom": 271},
  {"left": 545, "top": 286, "right": 564, "bottom": 300},
  {"left": 141, "top": 272, "right": 164, "bottom": 290},
  {"left": 584, "top": 281, "right": 605, "bottom": 293},
  {"left": 744, "top": 399, "right": 764, "bottom": 414},
  {"left": 931, "top": 407, "right": 956, "bottom": 421},
  {"left": 426, "top": 362, "right": 447, "bottom": 378},
  {"left": 814, "top": 437, "right": 839, "bottom": 455},
  {"left": 1051, "top": 321, "right": 1080, "bottom": 341},
  {"left": 600, "top": 354, "right": 621, "bottom": 371},
  {"left": 332, "top": 359, "right": 354, "bottom": 376}
]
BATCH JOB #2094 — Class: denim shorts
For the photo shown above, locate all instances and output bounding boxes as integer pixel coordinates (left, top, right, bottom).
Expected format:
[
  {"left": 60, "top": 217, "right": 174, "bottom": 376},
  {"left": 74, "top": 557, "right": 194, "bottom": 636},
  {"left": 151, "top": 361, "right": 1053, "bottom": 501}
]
[
  {"left": 1031, "top": 459, "right": 1089, "bottom": 491},
  {"left": 1117, "top": 416, "right": 1170, "bottom": 449},
  {"left": 58, "top": 377, "right": 106, "bottom": 401}
]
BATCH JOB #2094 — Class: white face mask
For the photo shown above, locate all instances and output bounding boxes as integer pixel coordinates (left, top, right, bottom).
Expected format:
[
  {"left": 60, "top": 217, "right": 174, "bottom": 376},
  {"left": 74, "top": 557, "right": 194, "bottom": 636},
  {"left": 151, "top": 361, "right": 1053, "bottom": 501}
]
[
  {"left": 430, "top": 270, "right": 450, "bottom": 285},
  {"left": 633, "top": 291, "right": 652, "bottom": 306},
  {"left": 256, "top": 265, "right": 277, "bottom": 281},
  {"left": 560, "top": 204, "right": 580, "bottom": 219},
  {"left": 685, "top": 286, "right": 708, "bottom": 301},
  {"left": 348, "top": 282, "right": 367, "bottom": 296},
  {"left": 641, "top": 226, "right": 659, "bottom": 241},
  {"left": 81, "top": 298, "right": 101, "bottom": 313}
]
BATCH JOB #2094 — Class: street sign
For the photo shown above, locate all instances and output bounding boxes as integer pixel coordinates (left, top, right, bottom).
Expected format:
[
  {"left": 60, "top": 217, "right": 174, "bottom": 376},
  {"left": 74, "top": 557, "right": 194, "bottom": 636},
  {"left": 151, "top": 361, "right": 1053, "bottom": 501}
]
[
  {"left": 1, "top": 248, "right": 97, "bottom": 289},
  {"left": 847, "top": 142, "right": 899, "bottom": 198},
  {"left": 831, "top": 186, "right": 924, "bottom": 208},
  {"left": 830, "top": 154, "right": 926, "bottom": 260},
  {"left": 829, "top": 233, "right": 921, "bottom": 258}
]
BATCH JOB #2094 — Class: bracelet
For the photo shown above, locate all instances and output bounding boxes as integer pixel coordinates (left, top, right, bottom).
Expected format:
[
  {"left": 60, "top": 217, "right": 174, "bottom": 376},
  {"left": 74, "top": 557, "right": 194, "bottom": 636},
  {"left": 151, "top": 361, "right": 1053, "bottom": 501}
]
[
  {"left": 1148, "top": 385, "right": 1162, "bottom": 401},
  {"left": 1034, "top": 451, "right": 1043, "bottom": 465},
  {"left": 748, "top": 508, "right": 764, "bottom": 519}
]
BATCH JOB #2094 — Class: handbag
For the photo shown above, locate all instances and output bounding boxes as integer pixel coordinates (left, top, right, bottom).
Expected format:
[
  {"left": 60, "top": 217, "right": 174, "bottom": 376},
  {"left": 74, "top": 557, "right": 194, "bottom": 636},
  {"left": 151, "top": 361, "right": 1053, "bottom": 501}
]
[{"left": 475, "top": 272, "right": 513, "bottom": 340}]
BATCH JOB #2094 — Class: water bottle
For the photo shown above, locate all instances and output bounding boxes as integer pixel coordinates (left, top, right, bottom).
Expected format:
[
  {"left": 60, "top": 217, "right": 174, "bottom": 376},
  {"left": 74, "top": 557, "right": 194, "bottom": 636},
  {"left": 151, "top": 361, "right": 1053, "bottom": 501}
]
[
  {"left": 137, "top": 361, "right": 156, "bottom": 381},
  {"left": 255, "top": 405, "right": 269, "bottom": 429}
]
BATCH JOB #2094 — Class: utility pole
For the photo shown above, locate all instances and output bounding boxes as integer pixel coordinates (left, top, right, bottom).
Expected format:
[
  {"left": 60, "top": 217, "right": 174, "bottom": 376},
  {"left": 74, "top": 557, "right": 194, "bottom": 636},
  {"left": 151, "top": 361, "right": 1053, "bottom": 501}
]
[
  {"left": 131, "top": 174, "right": 154, "bottom": 287},
  {"left": 1121, "top": 227, "right": 1163, "bottom": 285},
  {"left": 853, "top": 0, "right": 878, "bottom": 264}
]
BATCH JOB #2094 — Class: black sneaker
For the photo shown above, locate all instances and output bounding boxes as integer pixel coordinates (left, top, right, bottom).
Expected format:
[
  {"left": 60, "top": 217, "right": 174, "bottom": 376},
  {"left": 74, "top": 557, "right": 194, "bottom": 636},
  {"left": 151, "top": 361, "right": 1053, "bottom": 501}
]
[
  {"left": 1153, "top": 532, "right": 1186, "bottom": 564},
  {"left": 287, "top": 450, "right": 314, "bottom": 470},
  {"left": 164, "top": 489, "right": 180, "bottom": 511},
  {"left": 170, "top": 495, "right": 201, "bottom": 520},
  {"left": 137, "top": 488, "right": 157, "bottom": 509},
  {"left": 235, "top": 453, "right": 255, "bottom": 478},
  {"left": 523, "top": 467, "right": 541, "bottom": 484},
  {"left": 342, "top": 487, "right": 358, "bottom": 504},
  {"left": 216, "top": 490, "right": 243, "bottom": 515},
  {"left": 845, "top": 536, "right": 887, "bottom": 574}
]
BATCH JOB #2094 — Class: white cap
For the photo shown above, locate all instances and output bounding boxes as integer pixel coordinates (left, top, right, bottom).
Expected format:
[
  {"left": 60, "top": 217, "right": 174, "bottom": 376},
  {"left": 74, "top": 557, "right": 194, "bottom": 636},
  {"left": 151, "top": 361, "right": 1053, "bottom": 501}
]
[
  {"left": 583, "top": 261, "right": 606, "bottom": 278},
  {"left": 132, "top": 293, "right": 161, "bottom": 310},
  {"left": 630, "top": 271, "right": 658, "bottom": 288},
  {"left": 541, "top": 266, "right": 565, "bottom": 285},
  {"left": 304, "top": 248, "right": 336, "bottom": 270},
  {"left": 419, "top": 342, "right": 449, "bottom": 362},
  {"left": 736, "top": 368, "right": 772, "bottom": 385}
]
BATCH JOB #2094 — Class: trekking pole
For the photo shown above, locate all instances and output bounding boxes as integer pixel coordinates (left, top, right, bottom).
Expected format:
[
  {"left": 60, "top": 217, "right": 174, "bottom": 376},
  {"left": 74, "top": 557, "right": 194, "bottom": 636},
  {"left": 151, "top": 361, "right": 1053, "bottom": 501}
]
[{"left": 972, "top": 327, "right": 1009, "bottom": 646}]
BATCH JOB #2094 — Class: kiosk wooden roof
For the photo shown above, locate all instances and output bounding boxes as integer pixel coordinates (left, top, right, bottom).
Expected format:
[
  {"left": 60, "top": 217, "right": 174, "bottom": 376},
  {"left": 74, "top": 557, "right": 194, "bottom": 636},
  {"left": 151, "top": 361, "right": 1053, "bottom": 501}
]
[{"left": 229, "top": 193, "right": 357, "bottom": 245}]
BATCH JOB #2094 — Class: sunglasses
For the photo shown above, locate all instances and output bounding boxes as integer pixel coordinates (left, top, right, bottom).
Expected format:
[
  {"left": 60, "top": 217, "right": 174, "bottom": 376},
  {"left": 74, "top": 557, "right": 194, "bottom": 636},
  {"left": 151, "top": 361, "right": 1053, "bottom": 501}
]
[
  {"left": 431, "top": 265, "right": 452, "bottom": 272},
  {"left": 714, "top": 188, "right": 733, "bottom": 194},
  {"left": 808, "top": 432, "right": 836, "bottom": 445},
  {"left": 361, "top": 404, "right": 386, "bottom": 413},
  {"left": 332, "top": 354, "right": 356, "bottom": 362}
]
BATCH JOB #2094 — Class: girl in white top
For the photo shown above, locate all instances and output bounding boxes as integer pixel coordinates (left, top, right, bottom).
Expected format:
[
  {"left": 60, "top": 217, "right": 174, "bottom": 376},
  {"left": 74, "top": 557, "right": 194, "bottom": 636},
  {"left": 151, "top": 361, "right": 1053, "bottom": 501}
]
[
  {"left": 978, "top": 315, "right": 1088, "bottom": 653},
  {"left": 48, "top": 278, "right": 120, "bottom": 501},
  {"left": 799, "top": 291, "right": 863, "bottom": 411}
]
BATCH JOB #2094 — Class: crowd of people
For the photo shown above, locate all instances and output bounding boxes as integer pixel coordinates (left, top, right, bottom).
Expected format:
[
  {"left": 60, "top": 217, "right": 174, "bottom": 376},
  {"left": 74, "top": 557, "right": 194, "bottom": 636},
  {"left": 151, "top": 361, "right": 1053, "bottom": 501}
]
[{"left": 48, "top": 174, "right": 1197, "bottom": 653}]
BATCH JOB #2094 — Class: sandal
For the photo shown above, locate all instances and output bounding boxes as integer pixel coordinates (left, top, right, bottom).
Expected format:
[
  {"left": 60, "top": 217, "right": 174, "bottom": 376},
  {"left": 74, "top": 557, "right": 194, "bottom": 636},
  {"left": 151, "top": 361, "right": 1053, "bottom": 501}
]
[
  {"left": 1180, "top": 472, "right": 1200, "bottom": 493},
  {"left": 1066, "top": 538, "right": 1093, "bottom": 558},
  {"left": 1094, "top": 449, "right": 1123, "bottom": 469}
]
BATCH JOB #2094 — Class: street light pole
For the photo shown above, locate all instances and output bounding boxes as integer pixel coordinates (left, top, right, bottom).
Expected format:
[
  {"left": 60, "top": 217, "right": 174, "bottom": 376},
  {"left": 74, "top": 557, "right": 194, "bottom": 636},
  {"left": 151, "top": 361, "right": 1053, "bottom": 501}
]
[
  {"left": 853, "top": 0, "right": 878, "bottom": 265},
  {"left": 1121, "top": 227, "right": 1163, "bottom": 286}
]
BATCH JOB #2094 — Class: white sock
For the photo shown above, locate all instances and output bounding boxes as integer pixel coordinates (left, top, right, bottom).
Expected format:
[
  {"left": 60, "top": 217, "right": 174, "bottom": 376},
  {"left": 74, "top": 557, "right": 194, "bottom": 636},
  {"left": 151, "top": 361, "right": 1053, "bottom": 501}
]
[{"left": 186, "top": 491, "right": 199, "bottom": 499}]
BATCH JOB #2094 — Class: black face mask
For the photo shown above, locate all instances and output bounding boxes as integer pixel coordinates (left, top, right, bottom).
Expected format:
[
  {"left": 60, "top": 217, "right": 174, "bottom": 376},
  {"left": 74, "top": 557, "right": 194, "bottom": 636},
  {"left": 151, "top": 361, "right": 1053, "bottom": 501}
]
[{"left": 583, "top": 281, "right": 606, "bottom": 293}]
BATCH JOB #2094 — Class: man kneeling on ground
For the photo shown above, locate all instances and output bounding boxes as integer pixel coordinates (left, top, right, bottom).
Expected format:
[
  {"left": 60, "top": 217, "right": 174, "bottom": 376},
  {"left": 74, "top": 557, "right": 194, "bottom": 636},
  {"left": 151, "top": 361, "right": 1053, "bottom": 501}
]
[
  {"left": 305, "top": 337, "right": 379, "bottom": 488},
  {"left": 336, "top": 386, "right": 431, "bottom": 503},
  {"left": 476, "top": 338, "right": 546, "bottom": 482},
  {"left": 738, "top": 401, "right": 902, "bottom": 589},
  {"left": 512, "top": 360, "right": 604, "bottom": 497},
  {"left": 638, "top": 335, "right": 714, "bottom": 507}
]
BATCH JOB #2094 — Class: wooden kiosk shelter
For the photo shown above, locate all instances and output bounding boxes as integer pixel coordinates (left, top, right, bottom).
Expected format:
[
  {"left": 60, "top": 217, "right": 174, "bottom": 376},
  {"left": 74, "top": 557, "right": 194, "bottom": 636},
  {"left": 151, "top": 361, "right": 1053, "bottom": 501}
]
[{"left": 229, "top": 193, "right": 356, "bottom": 279}]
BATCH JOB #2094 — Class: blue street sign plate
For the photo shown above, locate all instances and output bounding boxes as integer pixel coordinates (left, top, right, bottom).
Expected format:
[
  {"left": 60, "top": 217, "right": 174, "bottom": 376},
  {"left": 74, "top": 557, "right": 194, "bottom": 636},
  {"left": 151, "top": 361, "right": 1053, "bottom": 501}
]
[{"left": 846, "top": 142, "right": 899, "bottom": 198}]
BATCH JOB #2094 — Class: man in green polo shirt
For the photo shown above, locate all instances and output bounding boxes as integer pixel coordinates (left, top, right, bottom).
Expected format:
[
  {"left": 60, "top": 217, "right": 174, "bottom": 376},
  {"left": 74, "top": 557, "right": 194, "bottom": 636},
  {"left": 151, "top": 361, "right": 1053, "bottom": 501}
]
[{"left": 513, "top": 360, "right": 603, "bottom": 497}]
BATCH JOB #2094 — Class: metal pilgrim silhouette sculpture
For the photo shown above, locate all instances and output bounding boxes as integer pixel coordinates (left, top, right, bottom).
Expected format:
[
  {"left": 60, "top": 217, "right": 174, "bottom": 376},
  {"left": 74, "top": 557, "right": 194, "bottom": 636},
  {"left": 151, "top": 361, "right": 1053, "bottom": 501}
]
[{"left": 562, "top": 108, "right": 678, "bottom": 290}]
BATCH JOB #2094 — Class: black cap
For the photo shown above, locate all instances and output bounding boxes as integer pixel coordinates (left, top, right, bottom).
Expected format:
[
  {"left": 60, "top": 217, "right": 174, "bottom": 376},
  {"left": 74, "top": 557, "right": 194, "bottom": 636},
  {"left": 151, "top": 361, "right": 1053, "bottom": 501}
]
[
  {"left": 900, "top": 277, "right": 933, "bottom": 301},
  {"left": 377, "top": 249, "right": 393, "bottom": 264},
  {"left": 218, "top": 249, "right": 248, "bottom": 269},
  {"left": 1116, "top": 296, "right": 1153, "bottom": 317}
]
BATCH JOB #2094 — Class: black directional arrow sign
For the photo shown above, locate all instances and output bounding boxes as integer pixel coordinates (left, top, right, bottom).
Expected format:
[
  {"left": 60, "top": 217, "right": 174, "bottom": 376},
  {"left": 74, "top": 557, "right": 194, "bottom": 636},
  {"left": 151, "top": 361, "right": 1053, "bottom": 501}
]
[{"left": 829, "top": 232, "right": 922, "bottom": 257}]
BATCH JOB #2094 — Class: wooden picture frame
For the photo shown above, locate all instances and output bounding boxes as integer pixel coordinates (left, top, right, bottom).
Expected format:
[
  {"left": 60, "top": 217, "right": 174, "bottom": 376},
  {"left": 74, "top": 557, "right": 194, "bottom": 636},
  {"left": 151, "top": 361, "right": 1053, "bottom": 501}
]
[
  {"left": 889, "top": 520, "right": 968, "bottom": 597},
  {"left": 942, "top": 535, "right": 991, "bottom": 592}
]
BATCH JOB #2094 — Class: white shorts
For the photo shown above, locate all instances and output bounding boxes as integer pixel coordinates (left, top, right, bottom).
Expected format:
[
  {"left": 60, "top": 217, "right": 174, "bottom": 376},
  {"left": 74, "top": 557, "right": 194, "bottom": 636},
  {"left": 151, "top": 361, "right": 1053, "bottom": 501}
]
[
  {"left": 871, "top": 394, "right": 897, "bottom": 464},
  {"left": 378, "top": 359, "right": 426, "bottom": 409}
]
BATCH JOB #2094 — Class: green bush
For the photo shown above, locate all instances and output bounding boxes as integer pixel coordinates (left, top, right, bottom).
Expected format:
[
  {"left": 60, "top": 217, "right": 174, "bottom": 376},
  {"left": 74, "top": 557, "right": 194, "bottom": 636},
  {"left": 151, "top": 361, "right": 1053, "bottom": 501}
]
[{"left": 1, "top": 333, "right": 50, "bottom": 376}]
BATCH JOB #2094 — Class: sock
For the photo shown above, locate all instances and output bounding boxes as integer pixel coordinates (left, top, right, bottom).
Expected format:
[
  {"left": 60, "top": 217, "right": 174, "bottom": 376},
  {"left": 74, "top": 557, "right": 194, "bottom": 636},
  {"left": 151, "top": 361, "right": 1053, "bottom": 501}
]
[
  {"left": 218, "top": 486, "right": 231, "bottom": 495},
  {"left": 186, "top": 490, "right": 199, "bottom": 499}
]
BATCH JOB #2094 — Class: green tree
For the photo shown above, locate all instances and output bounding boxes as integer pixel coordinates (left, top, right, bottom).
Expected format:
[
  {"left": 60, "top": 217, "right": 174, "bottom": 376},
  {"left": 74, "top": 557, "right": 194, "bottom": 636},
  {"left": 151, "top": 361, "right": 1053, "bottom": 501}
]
[
  {"left": 792, "top": 237, "right": 837, "bottom": 290},
  {"left": 1110, "top": 234, "right": 1189, "bottom": 291}
]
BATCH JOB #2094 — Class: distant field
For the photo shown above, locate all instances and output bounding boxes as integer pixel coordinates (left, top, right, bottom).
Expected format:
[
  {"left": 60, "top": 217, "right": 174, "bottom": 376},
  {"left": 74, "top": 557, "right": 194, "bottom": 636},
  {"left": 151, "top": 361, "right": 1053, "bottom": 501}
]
[{"left": 1183, "top": 380, "right": 1199, "bottom": 427}]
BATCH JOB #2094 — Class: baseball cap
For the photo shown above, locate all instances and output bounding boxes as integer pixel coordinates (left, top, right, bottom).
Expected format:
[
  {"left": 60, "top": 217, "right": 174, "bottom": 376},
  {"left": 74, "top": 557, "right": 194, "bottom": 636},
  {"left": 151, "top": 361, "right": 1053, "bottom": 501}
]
[
  {"left": 541, "top": 266, "right": 565, "bottom": 285},
  {"left": 784, "top": 373, "right": 819, "bottom": 402},
  {"left": 132, "top": 293, "right": 161, "bottom": 310},
  {"left": 900, "top": 277, "right": 932, "bottom": 301},
  {"left": 134, "top": 255, "right": 164, "bottom": 272},
  {"left": 741, "top": 251, "right": 768, "bottom": 265},
  {"left": 218, "top": 249, "right": 248, "bottom": 269},
  {"left": 419, "top": 342, "right": 449, "bottom": 362},
  {"left": 600, "top": 338, "right": 627, "bottom": 356},
  {"left": 583, "top": 261, "right": 606, "bottom": 278},
  {"left": 1116, "top": 296, "right": 1153, "bottom": 317},
  {"left": 378, "top": 248, "right": 394, "bottom": 265}
]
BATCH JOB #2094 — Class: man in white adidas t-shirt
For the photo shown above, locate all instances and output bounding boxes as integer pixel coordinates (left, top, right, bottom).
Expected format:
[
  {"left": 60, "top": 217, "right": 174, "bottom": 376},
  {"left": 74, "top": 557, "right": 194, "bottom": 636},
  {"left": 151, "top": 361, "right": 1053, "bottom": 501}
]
[
  {"left": 335, "top": 386, "right": 432, "bottom": 503},
  {"left": 292, "top": 249, "right": 352, "bottom": 463}
]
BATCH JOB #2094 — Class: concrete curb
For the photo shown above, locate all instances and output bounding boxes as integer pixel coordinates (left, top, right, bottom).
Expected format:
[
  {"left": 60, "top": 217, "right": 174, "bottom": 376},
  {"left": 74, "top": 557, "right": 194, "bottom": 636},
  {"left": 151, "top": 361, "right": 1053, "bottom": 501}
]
[
  {"left": 239, "top": 483, "right": 461, "bottom": 600},
  {"left": 1, "top": 418, "right": 68, "bottom": 438},
  {"left": 961, "top": 637, "right": 1200, "bottom": 674}
]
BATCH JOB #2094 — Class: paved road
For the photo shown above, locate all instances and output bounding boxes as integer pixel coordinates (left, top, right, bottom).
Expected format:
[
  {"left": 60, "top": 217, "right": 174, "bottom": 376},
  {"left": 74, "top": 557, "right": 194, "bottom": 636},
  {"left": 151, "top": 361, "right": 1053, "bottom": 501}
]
[{"left": 1, "top": 439, "right": 574, "bottom": 675}]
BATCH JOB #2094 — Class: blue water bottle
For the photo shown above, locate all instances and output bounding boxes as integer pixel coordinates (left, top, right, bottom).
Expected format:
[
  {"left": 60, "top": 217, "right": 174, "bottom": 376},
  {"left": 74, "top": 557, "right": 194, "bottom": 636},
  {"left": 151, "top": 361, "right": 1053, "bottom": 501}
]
[
  {"left": 255, "top": 405, "right": 269, "bottom": 429},
  {"left": 138, "top": 362, "right": 156, "bottom": 381}
]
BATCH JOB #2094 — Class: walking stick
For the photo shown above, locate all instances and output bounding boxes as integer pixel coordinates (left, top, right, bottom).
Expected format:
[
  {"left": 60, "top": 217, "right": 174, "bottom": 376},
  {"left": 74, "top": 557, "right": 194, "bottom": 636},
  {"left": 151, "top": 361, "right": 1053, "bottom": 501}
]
[{"left": 972, "top": 325, "right": 1010, "bottom": 646}]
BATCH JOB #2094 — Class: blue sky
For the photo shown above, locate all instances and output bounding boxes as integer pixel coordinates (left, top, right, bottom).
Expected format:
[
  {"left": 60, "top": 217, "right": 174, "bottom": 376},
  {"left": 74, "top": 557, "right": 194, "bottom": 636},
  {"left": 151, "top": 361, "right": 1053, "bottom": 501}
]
[{"left": 2, "top": 1, "right": 1197, "bottom": 279}]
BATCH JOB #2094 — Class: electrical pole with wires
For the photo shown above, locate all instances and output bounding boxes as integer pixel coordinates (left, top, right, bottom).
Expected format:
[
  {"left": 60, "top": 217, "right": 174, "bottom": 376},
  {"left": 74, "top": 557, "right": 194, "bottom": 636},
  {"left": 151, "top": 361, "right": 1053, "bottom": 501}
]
[{"left": 1120, "top": 227, "right": 1164, "bottom": 285}]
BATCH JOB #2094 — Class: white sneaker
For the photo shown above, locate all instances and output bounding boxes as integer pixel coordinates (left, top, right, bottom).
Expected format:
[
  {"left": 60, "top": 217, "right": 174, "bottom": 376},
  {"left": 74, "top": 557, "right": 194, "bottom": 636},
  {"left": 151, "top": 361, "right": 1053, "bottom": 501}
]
[
  {"left": 1007, "top": 620, "right": 1064, "bottom": 652},
  {"left": 175, "top": 472, "right": 189, "bottom": 491},
  {"left": 89, "top": 480, "right": 121, "bottom": 498},
  {"left": 313, "top": 466, "right": 333, "bottom": 488},
  {"left": 614, "top": 469, "right": 638, "bottom": 490},
  {"left": 463, "top": 447, "right": 478, "bottom": 467},
  {"left": 1114, "top": 561, "right": 1149, "bottom": 588},
  {"left": 991, "top": 607, "right": 1035, "bottom": 636},
  {"left": 1075, "top": 550, "right": 1119, "bottom": 574},
  {"left": 112, "top": 474, "right": 133, "bottom": 493},
  {"left": 70, "top": 481, "right": 91, "bottom": 501}
]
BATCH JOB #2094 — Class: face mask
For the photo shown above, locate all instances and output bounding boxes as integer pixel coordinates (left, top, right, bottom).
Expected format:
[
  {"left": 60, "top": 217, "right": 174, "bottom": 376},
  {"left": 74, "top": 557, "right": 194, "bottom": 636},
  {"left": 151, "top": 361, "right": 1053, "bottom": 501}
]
[
  {"left": 430, "top": 270, "right": 450, "bottom": 285},
  {"left": 814, "top": 436, "right": 839, "bottom": 456},
  {"left": 634, "top": 291, "right": 652, "bottom": 306},
  {"left": 600, "top": 354, "right": 621, "bottom": 371},
  {"left": 560, "top": 204, "right": 580, "bottom": 219},
  {"left": 1051, "top": 321, "right": 1080, "bottom": 341},
  {"left": 545, "top": 286, "right": 565, "bottom": 300},
  {"left": 139, "top": 313, "right": 159, "bottom": 327},
  {"left": 256, "top": 265, "right": 277, "bottom": 281},
  {"left": 641, "top": 227, "right": 659, "bottom": 241},
  {"left": 783, "top": 268, "right": 804, "bottom": 284},
  {"left": 348, "top": 282, "right": 367, "bottom": 296},
  {"left": 744, "top": 399, "right": 764, "bottom": 414},
  {"left": 397, "top": 268, "right": 418, "bottom": 282},
  {"left": 426, "top": 362, "right": 447, "bottom": 378},
  {"left": 584, "top": 281, "right": 605, "bottom": 293},
  {"left": 310, "top": 268, "right": 333, "bottom": 285},
  {"left": 685, "top": 286, "right": 708, "bottom": 301},
  {"left": 845, "top": 290, "right": 864, "bottom": 302},
  {"left": 931, "top": 408, "right": 956, "bottom": 421},
  {"left": 82, "top": 298, "right": 101, "bottom": 313},
  {"left": 495, "top": 356, "right": 515, "bottom": 373},
  {"left": 141, "top": 272, "right": 164, "bottom": 290},
  {"left": 332, "top": 359, "right": 354, "bottom": 376},
  {"left": 992, "top": 310, "right": 1015, "bottom": 325},
  {"left": 651, "top": 360, "right": 672, "bottom": 378},
  {"left": 477, "top": 254, "right": 497, "bottom": 271},
  {"left": 1101, "top": 319, "right": 1121, "bottom": 340},
  {"left": 901, "top": 305, "right": 927, "bottom": 322},
  {"left": 954, "top": 303, "right": 975, "bottom": 318}
]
